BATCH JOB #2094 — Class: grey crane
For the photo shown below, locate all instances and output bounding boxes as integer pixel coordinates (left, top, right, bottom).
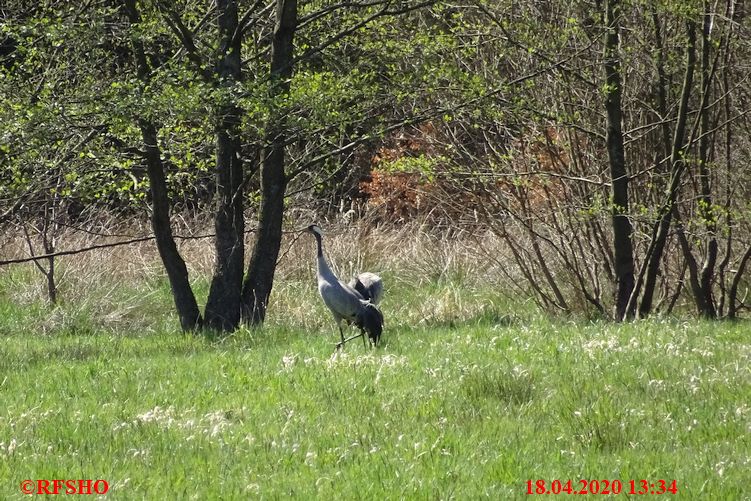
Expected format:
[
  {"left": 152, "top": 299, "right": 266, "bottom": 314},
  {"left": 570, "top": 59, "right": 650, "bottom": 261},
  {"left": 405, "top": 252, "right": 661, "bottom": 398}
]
[{"left": 304, "top": 224, "right": 384, "bottom": 349}]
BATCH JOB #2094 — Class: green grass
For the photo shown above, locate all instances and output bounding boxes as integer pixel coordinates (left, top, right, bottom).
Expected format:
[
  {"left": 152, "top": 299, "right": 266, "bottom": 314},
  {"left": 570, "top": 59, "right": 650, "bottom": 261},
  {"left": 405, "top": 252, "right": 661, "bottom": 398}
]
[
  {"left": 0, "top": 230, "right": 749, "bottom": 499},
  {"left": 1, "top": 294, "right": 749, "bottom": 499}
]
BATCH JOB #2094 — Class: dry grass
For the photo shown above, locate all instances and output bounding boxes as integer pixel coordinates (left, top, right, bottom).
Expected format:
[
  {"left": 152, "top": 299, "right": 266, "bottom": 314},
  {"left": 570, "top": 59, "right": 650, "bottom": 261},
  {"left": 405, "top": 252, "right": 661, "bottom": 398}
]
[{"left": 0, "top": 218, "right": 521, "bottom": 334}]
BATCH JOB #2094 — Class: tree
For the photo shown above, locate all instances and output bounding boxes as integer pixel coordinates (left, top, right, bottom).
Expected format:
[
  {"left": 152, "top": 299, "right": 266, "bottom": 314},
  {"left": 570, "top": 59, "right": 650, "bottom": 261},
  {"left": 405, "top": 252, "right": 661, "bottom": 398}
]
[
  {"left": 203, "top": 0, "right": 246, "bottom": 331},
  {"left": 603, "top": 0, "right": 635, "bottom": 320},
  {"left": 4, "top": 0, "right": 750, "bottom": 324},
  {"left": 241, "top": 0, "right": 298, "bottom": 325},
  {"left": 123, "top": 0, "right": 203, "bottom": 331}
]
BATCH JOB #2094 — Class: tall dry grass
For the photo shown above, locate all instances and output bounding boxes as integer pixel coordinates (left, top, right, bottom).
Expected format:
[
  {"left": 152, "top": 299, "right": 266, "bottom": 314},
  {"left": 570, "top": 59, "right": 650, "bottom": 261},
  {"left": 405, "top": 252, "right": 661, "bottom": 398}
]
[{"left": 0, "top": 217, "right": 522, "bottom": 335}]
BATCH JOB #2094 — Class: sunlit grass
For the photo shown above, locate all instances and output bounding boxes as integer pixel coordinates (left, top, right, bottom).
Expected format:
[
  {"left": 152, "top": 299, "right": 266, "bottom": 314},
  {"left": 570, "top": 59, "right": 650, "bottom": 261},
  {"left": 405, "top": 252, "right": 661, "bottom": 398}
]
[
  {"left": 1, "top": 303, "right": 749, "bottom": 499},
  {"left": 0, "top": 226, "right": 749, "bottom": 499}
]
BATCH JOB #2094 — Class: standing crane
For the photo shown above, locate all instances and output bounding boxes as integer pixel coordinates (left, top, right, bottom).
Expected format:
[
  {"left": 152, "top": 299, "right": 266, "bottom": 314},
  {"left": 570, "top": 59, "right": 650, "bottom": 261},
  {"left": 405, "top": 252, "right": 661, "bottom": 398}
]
[{"left": 304, "top": 224, "right": 384, "bottom": 349}]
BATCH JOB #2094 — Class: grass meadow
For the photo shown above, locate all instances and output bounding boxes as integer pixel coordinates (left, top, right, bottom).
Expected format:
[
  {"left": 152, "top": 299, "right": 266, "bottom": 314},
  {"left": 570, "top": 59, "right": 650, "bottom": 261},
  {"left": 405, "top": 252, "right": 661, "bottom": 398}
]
[{"left": 1, "top": 224, "right": 749, "bottom": 499}]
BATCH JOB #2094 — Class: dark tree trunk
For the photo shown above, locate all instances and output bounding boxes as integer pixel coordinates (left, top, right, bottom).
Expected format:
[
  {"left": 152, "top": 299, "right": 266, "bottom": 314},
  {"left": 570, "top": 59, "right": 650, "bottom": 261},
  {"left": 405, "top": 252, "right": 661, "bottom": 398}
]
[
  {"left": 142, "top": 121, "right": 204, "bottom": 331},
  {"left": 241, "top": 0, "right": 298, "bottom": 324},
  {"left": 651, "top": 6, "right": 672, "bottom": 163},
  {"left": 659, "top": 5, "right": 717, "bottom": 319},
  {"left": 674, "top": 208, "right": 711, "bottom": 316},
  {"left": 728, "top": 244, "right": 751, "bottom": 319},
  {"left": 638, "top": 20, "right": 697, "bottom": 318},
  {"left": 603, "top": 0, "right": 635, "bottom": 321},
  {"left": 124, "top": 0, "right": 202, "bottom": 331},
  {"left": 204, "top": 0, "right": 245, "bottom": 331},
  {"left": 41, "top": 195, "right": 58, "bottom": 304},
  {"left": 717, "top": 20, "right": 734, "bottom": 316},
  {"left": 697, "top": 2, "right": 718, "bottom": 318}
]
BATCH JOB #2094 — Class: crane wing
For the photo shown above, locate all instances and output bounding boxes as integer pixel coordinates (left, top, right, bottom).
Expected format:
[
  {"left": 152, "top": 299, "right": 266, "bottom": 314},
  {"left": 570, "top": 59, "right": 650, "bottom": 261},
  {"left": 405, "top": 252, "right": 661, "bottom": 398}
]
[{"left": 348, "top": 272, "right": 383, "bottom": 305}]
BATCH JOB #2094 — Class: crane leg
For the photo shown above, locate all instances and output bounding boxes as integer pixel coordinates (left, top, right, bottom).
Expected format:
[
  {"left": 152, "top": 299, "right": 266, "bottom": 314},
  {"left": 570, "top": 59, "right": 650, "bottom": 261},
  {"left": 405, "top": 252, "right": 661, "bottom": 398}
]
[
  {"left": 338, "top": 323, "right": 345, "bottom": 345},
  {"left": 335, "top": 331, "right": 365, "bottom": 350}
]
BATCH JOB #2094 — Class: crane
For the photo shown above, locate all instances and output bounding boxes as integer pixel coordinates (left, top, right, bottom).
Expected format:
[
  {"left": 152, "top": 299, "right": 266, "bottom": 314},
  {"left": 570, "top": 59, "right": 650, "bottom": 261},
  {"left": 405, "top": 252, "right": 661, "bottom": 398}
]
[
  {"left": 304, "top": 224, "right": 384, "bottom": 349},
  {"left": 348, "top": 271, "right": 383, "bottom": 305}
]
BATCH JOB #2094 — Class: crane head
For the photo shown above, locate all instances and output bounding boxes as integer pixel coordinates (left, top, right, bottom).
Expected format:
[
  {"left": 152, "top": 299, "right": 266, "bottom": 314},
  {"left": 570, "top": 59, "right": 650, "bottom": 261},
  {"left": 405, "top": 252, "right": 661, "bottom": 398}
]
[
  {"left": 305, "top": 224, "right": 323, "bottom": 237},
  {"left": 355, "top": 301, "right": 383, "bottom": 347}
]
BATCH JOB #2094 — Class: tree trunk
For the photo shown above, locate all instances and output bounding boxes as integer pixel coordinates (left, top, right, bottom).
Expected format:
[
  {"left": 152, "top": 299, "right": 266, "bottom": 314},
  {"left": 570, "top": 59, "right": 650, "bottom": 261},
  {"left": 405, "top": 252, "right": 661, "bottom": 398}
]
[
  {"left": 717, "top": 17, "right": 734, "bottom": 316},
  {"left": 142, "top": 121, "right": 204, "bottom": 331},
  {"left": 651, "top": 6, "right": 672, "bottom": 164},
  {"left": 727, "top": 244, "right": 751, "bottom": 319},
  {"left": 204, "top": 0, "right": 245, "bottom": 331},
  {"left": 124, "top": 0, "right": 202, "bottom": 332},
  {"left": 42, "top": 194, "right": 58, "bottom": 304},
  {"left": 638, "top": 20, "right": 697, "bottom": 318},
  {"left": 697, "top": 1, "right": 718, "bottom": 318},
  {"left": 241, "top": 0, "right": 298, "bottom": 324},
  {"left": 603, "top": 0, "right": 635, "bottom": 321},
  {"left": 674, "top": 208, "right": 711, "bottom": 315}
]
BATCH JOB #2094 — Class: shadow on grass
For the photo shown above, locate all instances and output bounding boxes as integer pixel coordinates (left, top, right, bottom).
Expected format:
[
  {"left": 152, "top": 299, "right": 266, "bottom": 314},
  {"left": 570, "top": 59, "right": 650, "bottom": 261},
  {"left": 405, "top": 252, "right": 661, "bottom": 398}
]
[
  {"left": 568, "top": 409, "right": 633, "bottom": 452},
  {"left": 0, "top": 335, "right": 206, "bottom": 371},
  {"left": 201, "top": 324, "right": 312, "bottom": 352},
  {"left": 420, "top": 309, "right": 519, "bottom": 330},
  {"left": 461, "top": 367, "right": 534, "bottom": 406},
  {"left": 560, "top": 393, "right": 634, "bottom": 453}
]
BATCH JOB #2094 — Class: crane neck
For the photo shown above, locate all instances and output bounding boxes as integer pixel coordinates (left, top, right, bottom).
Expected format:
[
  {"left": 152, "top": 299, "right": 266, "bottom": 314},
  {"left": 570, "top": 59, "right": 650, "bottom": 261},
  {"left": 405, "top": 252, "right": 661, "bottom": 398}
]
[
  {"left": 313, "top": 232, "right": 337, "bottom": 283},
  {"left": 313, "top": 232, "right": 323, "bottom": 257}
]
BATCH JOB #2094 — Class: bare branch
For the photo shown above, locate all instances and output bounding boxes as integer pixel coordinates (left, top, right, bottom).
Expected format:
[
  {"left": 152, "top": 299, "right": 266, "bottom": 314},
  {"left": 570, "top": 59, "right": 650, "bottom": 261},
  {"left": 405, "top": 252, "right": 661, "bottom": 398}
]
[{"left": 156, "top": 0, "right": 214, "bottom": 81}]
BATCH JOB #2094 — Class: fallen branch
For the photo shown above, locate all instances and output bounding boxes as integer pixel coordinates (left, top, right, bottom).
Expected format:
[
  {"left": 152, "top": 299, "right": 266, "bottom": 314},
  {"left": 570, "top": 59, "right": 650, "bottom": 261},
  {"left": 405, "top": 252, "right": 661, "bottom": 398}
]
[
  {"left": 1, "top": 235, "right": 158, "bottom": 266},
  {"left": 0, "top": 226, "right": 311, "bottom": 267}
]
